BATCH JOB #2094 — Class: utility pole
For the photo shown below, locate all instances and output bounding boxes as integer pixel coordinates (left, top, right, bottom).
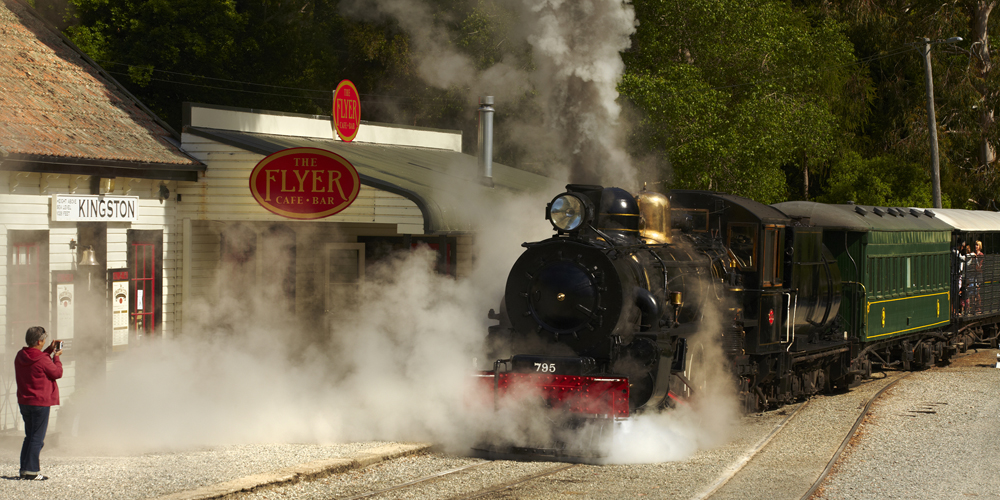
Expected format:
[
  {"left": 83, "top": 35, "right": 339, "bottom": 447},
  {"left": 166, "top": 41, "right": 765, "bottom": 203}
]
[{"left": 918, "top": 36, "right": 962, "bottom": 209}]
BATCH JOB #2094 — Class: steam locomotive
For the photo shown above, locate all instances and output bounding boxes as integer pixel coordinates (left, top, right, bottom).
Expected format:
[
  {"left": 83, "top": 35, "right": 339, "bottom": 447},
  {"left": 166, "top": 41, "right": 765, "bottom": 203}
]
[{"left": 480, "top": 184, "right": 1000, "bottom": 431}]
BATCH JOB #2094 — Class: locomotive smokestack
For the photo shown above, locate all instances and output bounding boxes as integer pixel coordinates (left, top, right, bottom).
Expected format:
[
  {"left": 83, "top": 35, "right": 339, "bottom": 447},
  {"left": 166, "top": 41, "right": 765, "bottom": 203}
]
[{"left": 478, "top": 96, "right": 494, "bottom": 187}]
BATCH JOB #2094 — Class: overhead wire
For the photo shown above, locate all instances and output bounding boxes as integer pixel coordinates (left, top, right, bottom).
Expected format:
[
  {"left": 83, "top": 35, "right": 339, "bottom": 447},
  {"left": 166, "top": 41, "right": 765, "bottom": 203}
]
[
  {"left": 98, "top": 60, "right": 470, "bottom": 104},
  {"left": 95, "top": 41, "right": 938, "bottom": 104}
]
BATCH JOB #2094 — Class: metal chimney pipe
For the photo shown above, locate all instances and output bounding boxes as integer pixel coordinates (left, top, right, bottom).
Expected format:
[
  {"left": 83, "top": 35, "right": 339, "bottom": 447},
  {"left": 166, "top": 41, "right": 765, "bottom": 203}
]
[{"left": 477, "top": 96, "right": 495, "bottom": 187}]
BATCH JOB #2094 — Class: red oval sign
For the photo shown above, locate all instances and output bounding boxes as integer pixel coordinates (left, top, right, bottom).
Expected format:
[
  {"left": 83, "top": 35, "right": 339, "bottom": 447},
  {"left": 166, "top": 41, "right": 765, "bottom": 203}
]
[
  {"left": 333, "top": 79, "right": 361, "bottom": 142},
  {"left": 249, "top": 147, "right": 360, "bottom": 220}
]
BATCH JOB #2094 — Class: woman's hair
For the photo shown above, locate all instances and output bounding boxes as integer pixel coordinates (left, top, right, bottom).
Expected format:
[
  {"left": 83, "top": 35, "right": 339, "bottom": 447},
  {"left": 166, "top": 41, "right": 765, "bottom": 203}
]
[{"left": 25, "top": 326, "right": 46, "bottom": 346}]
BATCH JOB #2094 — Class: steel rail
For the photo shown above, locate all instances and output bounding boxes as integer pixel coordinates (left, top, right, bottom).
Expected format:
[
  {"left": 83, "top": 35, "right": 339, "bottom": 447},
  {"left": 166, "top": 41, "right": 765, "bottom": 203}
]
[
  {"left": 340, "top": 462, "right": 490, "bottom": 500},
  {"left": 690, "top": 400, "right": 810, "bottom": 500},
  {"left": 800, "top": 372, "right": 912, "bottom": 500},
  {"left": 447, "top": 463, "right": 578, "bottom": 500}
]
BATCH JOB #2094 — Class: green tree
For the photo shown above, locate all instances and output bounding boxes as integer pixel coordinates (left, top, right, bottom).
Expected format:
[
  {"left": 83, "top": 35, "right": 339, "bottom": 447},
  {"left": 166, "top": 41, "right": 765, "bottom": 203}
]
[
  {"left": 818, "top": 151, "right": 935, "bottom": 207},
  {"left": 621, "top": 0, "right": 867, "bottom": 204},
  {"left": 827, "top": 0, "right": 1000, "bottom": 208}
]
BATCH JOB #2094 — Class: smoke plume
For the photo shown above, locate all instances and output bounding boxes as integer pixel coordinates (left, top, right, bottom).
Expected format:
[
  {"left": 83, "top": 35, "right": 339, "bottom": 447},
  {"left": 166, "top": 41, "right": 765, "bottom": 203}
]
[
  {"left": 58, "top": 1, "right": 740, "bottom": 466},
  {"left": 339, "top": 0, "right": 638, "bottom": 188}
]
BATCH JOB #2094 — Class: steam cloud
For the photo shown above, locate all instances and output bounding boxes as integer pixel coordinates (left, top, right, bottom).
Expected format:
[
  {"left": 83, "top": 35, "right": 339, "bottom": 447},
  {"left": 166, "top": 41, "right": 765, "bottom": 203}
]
[
  {"left": 339, "top": 0, "right": 638, "bottom": 188},
  {"left": 61, "top": 0, "right": 740, "bottom": 466}
]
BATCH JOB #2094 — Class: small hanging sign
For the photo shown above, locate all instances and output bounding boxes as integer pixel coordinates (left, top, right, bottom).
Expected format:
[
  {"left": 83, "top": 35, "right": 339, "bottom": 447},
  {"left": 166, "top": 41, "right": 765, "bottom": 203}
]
[{"left": 333, "top": 79, "right": 361, "bottom": 142}]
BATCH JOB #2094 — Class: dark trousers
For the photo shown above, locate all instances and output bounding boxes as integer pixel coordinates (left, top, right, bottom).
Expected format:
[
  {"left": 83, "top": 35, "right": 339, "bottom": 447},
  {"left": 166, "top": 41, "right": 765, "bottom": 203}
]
[{"left": 19, "top": 404, "right": 49, "bottom": 475}]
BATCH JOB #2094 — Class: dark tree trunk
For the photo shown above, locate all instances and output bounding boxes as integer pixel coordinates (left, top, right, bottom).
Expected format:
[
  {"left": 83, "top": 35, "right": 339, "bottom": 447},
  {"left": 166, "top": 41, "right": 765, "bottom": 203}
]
[{"left": 971, "top": 1, "right": 996, "bottom": 167}]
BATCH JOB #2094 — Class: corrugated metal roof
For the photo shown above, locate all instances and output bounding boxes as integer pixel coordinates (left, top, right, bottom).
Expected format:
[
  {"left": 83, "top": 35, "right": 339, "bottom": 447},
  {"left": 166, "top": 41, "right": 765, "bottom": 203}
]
[
  {"left": 185, "top": 126, "right": 562, "bottom": 234},
  {"left": 0, "top": 0, "right": 202, "bottom": 177},
  {"left": 773, "top": 201, "right": 953, "bottom": 232},
  {"left": 909, "top": 208, "right": 1000, "bottom": 232}
]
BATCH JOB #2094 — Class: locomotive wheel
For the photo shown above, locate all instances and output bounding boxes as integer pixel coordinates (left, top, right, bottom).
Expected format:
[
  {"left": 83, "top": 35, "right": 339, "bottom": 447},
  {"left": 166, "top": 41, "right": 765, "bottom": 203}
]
[{"left": 680, "top": 340, "right": 707, "bottom": 398}]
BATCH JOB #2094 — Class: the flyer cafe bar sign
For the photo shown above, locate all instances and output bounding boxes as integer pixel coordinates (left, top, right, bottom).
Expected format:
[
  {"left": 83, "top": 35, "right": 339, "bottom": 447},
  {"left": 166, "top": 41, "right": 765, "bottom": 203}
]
[{"left": 249, "top": 147, "right": 361, "bottom": 220}]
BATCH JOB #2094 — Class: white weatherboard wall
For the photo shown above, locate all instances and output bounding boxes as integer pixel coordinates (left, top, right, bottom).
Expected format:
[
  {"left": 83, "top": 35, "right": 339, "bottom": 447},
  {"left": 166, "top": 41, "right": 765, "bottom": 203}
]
[
  {"left": 176, "top": 105, "right": 485, "bottom": 335},
  {"left": 0, "top": 172, "right": 179, "bottom": 432},
  {"left": 176, "top": 134, "right": 424, "bottom": 231},
  {"left": 175, "top": 132, "right": 432, "bottom": 332}
]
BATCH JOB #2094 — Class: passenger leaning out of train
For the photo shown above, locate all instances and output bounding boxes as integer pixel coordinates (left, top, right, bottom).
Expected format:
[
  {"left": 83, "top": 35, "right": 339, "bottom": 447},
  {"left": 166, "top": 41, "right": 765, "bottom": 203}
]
[
  {"left": 956, "top": 241, "right": 968, "bottom": 314},
  {"left": 971, "top": 241, "right": 985, "bottom": 314}
]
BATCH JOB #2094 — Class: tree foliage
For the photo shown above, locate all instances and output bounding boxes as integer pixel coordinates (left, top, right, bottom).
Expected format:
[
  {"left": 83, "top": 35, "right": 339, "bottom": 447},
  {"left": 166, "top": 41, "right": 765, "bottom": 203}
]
[
  {"left": 620, "top": 0, "right": 867, "bottom": 204},
  {"left": 53, "top": 0, "right": 1000, "bottom": 207}
]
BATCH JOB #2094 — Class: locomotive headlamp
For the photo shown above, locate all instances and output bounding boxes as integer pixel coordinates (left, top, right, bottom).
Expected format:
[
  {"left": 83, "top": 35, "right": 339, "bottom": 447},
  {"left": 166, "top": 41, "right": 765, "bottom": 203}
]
[{"left": 548, "top": 193, "right": 587, "bottom": 231}]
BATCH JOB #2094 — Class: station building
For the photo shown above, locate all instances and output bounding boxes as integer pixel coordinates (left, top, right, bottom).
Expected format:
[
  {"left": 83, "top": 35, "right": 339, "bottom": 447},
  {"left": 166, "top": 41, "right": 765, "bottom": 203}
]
[{"left": 0, "top": 0, "right": 555, "bottom": 432}]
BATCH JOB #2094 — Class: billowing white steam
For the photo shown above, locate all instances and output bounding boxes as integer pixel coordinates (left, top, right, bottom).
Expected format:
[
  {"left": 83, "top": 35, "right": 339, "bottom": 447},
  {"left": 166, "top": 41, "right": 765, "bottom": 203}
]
[
  {"left": 339, "top": 0, "right": 637, "bottom": 187},
  {"left": 61, "top": 0, "right": 740, "bottom": 464},
  {"left": 63, "top": 195, "right": 555, "bottom": 454}
]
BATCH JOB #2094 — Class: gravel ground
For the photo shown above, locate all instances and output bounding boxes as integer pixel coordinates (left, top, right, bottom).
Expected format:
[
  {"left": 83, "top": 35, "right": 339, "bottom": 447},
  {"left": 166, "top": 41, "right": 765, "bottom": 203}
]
[
  {"left": 815, "top": 349, "right": 1000, "bottom": 500},
  {"left": 0, "top": 440, "right": 404, "bottom": 500},
  {"left": 229, "top": 402, "right": 823, "bottom": 500},
  {"left": 235, "top": 454, "right": 549, "bottom": 500},
  {"left": 707, "top": 371, "right": 906, "bottom": 500},
  {"left": 3, "top": 350, "right": 995, "bottom": 500}
]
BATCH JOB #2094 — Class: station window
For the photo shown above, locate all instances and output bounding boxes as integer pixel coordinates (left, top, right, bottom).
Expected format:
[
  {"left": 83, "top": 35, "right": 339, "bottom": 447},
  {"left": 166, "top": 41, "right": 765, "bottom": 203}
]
[
  {"left": 7, "top": 231, "right": 49, "bottom": 348},
  {"left": 358, "top": 236, "right": 457, "bottom": 276}
]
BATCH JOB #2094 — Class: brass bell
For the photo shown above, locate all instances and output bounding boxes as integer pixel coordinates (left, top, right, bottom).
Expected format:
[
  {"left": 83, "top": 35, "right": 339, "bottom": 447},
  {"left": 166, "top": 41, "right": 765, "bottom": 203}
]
[{"left": 78, "top": 246, "right": 99, "bottom": 266}]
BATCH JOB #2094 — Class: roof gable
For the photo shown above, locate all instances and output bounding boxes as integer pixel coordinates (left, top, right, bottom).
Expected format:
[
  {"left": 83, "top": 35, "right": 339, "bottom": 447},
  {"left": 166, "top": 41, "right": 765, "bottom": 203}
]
[{"left": 0, "top": 0, "right": 201, "bottom": 175}]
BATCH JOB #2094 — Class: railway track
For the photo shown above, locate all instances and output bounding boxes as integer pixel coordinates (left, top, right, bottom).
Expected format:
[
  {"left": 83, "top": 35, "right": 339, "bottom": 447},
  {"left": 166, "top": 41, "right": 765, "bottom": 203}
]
[
  {"left": 332, "top": 374, "right": 910, "bottom": 500},
  {"left": 339, "top": 460, "right": 578, "bottom": 500},
  {"left": 800, "top": 373, "right": 911, "bottom": 500},
  {"left": 228, "top": 368, "right": 920, "bottom": 500},
  {"left": 695, "top": 372, "right": 912, "bottom": 500}
]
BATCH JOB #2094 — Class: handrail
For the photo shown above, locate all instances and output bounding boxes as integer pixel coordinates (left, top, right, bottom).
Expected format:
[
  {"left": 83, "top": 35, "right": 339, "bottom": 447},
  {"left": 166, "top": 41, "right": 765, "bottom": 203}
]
[
  {"left": 842, "top": 281, "right": 868, "bottom": 338},
  {"left": 781, "top": 289, "right": 798, "bottom": 348}
]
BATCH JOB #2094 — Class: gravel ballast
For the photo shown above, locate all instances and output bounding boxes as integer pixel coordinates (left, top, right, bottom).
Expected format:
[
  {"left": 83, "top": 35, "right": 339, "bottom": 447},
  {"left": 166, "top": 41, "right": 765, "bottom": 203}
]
[
  {"left": 0, "top": 440, "right": 428, "bottom": 500},
  {"left": 815, "top": 349, "right": 1000, "bottom": 499}
]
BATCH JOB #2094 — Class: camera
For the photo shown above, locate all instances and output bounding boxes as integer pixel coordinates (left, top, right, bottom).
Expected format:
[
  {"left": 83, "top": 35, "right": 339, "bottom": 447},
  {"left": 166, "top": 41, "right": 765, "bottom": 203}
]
[{"left": 53, "top": 340, "right": 64, "bottom": 351}]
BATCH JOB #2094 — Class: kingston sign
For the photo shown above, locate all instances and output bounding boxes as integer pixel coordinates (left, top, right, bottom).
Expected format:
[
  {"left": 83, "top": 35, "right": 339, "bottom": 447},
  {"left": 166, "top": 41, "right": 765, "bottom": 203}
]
[{"left": 51, "top": 194, "right": 139, "bottom": 222}]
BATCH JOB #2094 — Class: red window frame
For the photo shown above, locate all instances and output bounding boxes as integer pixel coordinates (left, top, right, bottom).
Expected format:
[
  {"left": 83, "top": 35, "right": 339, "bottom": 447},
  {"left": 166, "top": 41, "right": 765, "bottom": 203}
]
[{"left": 131, "top": 242, "right": 157, "bottom": 338}]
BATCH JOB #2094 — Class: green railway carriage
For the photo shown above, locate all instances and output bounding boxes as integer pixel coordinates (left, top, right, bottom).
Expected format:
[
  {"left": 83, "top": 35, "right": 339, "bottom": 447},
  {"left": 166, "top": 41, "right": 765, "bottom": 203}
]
[{"left": 772, "top": 202, "right": 953, "bottom": 343}]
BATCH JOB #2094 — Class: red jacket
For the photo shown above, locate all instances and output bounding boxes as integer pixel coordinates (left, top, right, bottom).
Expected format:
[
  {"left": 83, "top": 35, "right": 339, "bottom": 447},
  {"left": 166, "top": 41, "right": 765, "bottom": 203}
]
[{"left": 15, "top": 346, "right": 62, "bottom": 406}]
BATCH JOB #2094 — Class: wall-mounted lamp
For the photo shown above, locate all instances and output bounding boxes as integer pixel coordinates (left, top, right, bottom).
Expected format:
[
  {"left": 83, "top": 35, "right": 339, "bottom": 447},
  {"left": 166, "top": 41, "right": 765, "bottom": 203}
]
[{"left": 158, "top": 183, "right": 170, "bottom": 203}]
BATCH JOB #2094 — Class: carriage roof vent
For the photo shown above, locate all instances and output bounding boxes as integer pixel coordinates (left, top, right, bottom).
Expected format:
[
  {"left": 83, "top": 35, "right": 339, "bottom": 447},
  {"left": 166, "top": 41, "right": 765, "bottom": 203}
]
[
  {"left": 873, "top": 207, "right": 886, "bottom": 217},
  {"left": 924, "top": 209, "right": 936, "bottom": 218},
  {"left": 854, "top": 205, "right": 867, "bottom": 215},
  {"left": 910, "top": 208, "right": 922, "bottom": 217},
  {"left": 887, "top": 208, "right": 899, "bottom": 217}
]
